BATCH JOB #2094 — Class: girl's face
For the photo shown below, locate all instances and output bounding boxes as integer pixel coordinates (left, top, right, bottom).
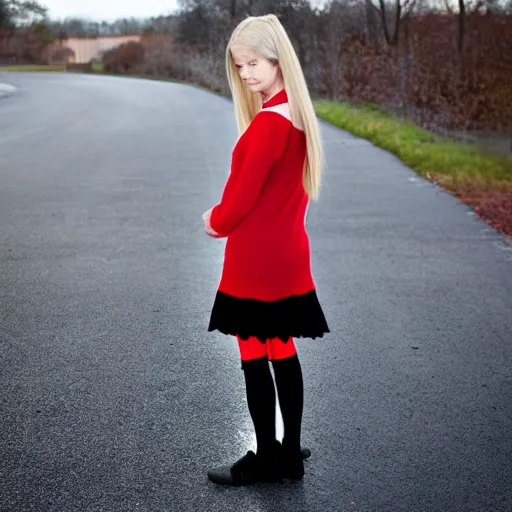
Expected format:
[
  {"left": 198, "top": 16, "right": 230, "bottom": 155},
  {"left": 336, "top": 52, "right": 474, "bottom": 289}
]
[{"left": 231, "top": 46, "right": 282, "bottom": 97}]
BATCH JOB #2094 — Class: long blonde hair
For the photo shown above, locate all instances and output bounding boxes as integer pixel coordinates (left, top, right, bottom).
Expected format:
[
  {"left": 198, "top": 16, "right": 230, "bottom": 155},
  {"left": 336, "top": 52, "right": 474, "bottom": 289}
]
[{"left": 225, "top": 14, "right": 324, "bottom": 201}]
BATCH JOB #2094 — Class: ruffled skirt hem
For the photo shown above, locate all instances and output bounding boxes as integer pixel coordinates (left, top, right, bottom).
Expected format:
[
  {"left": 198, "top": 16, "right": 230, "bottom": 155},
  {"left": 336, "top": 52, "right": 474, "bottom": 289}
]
[{"left": 208, "top": 289, "right": 330, "bottom": 343}]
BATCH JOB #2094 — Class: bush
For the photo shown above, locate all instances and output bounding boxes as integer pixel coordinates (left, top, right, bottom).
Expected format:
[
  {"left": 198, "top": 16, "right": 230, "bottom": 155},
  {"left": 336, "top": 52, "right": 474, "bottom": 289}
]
[
  {"left": 103, "top": 41, "right": 145, "bottom": 74},
  {"left": 133, "top": 35, "right": 229, "bottom": 94},
  {"left": 336, "top": 13, "right": 512, "bottom": 133},
  {"left": 47, "top": 44, "right": 75, "bottom": 65}
]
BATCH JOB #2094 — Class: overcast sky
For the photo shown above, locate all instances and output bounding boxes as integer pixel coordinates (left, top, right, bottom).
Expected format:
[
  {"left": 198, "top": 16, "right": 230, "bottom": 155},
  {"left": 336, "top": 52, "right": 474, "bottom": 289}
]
[
  {"left": 41, "top": 0, "right": 329, "bottom": 22},
  {"left": 42, "top": 0, "right": 179, "bottom": 21}
]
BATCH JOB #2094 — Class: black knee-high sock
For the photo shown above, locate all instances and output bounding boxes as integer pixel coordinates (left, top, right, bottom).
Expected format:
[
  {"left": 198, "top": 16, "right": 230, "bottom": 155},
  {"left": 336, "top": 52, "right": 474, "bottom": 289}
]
[
  {"left": 272, "top": 354, "right": 304, "bottom": 455},
  {"left": 242, "top": 357, "right": 276, "bottom": 456}
]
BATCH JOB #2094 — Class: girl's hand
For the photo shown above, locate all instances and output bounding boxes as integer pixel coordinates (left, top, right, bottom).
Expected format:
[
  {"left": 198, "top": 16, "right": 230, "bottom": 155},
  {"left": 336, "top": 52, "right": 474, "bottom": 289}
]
[{"left": 202, "top": 207, "right": 221, "bottom": 238}]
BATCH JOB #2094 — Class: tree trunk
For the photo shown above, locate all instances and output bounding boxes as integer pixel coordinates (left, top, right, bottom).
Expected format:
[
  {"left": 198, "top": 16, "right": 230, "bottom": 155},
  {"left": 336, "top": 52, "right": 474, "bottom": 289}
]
[
  {"left": 398, "top": 13, "right": 411, "bottom": 109},
  {"left": 365, "top": 0, "right": 380, "bottom": 50},
  {"left": 392, "top": 0, "right": 402, "bottom": 44},
  {"left": 378, "top": 0, "right": 392, "bottom": 45},
  {"left": 457, "top": 0, "right": 465, "bottom": 54}
]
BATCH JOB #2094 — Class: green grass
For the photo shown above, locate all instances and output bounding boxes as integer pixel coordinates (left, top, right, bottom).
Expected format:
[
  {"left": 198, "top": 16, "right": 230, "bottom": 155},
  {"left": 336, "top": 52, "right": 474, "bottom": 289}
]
[
  {"left": 90, "top": 61, "right": 104, "bottom": 73},
  {"left": 313, "top": 100, "right": 512, "bottom": 196},
  {"left": 0, "top": 63, "right": 105, "bottom": 73},
  {"left": 0, "top": 65, "right": 66, "bottom": 72}
]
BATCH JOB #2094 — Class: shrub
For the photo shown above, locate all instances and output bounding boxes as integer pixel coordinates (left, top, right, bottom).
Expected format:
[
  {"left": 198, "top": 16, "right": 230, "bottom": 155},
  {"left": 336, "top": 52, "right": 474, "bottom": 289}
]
[{"left": 103, "top": 41, "right": 145, "bottom": 74}]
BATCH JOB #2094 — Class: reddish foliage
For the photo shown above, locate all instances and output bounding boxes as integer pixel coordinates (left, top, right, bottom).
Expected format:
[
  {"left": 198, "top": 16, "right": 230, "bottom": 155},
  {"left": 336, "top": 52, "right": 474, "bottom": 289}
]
[
  {"left": 0, "top": 27, "right": 54, "bottom": 65},
  {"left": 339, "top": 13, "right": 512, "bottom": 132},
  {"left": 103, "top": 41, "right": 145, "bottom": 74},
  {"left": 475, "top": 191, "right": 512, "bottom": 236}
]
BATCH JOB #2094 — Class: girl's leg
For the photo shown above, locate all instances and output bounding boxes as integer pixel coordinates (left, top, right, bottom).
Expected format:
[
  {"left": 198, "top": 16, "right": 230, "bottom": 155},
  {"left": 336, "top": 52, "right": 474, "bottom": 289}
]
[
  {"left": 269, "top": 337, "right": 306, "bottom": 478},
  {"left": 207, "top": 336, "right": 309, "bottom": 485},
  {"left": 207, "top": 336, "right": 281, "bottom": 486},
  {"left": 238, "top": 336, "right": 277, "bottom": 457}
]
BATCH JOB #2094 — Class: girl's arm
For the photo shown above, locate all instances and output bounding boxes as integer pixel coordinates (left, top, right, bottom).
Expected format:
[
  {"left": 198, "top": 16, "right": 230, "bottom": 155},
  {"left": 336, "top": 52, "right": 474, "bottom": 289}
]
[{"left": 209, "top": 112, "right": 290, "bottom": 237}]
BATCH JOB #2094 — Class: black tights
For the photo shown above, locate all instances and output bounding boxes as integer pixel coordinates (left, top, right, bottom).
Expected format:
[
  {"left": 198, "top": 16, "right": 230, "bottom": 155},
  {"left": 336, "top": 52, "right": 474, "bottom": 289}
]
[{"left": 242, "top": 354, "right": 304, "bottom": 456}]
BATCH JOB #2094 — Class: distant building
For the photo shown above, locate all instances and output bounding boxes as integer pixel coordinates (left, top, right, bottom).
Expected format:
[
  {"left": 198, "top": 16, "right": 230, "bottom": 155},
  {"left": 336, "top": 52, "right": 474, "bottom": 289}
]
[{"left": 56, "top": 35, "right": 142, "bottom": 64}]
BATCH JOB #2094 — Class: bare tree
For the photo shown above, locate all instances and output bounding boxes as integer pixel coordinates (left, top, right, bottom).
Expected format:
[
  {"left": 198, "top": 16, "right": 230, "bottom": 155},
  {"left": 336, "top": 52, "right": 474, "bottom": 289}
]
[
  {"left": 314, "top": 0, "right": 366, "bottom": 100},
  {"left": 397, "top": 2, "right": 415, "bottom": 107},
  {"left": 370, "top": 0, "right": 416, "bottom": 45},
  {"left": 458, "top": 0, "right": 465, "bottom": 53},
  {"left": 365, "top": 0, "right": 381, "bottom": 49}
]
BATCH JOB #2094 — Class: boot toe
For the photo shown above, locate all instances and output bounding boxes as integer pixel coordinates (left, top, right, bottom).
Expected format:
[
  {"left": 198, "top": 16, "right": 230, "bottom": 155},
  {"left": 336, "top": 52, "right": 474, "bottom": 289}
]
[
  {"left": 301, "top": 447, "right": 311, "bottom": 459},
  {"left": 207, "top": 450, "right": 279, "bottom": 487},
  {"left": 208, "top": 465, "right": 240, "bottom": 486}
]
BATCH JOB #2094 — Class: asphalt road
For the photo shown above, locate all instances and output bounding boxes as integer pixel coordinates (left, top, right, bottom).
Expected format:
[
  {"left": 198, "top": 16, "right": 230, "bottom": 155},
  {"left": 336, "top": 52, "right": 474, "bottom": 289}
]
[{"left": 1, "top": 72, "right": 511, "bottom": 512}]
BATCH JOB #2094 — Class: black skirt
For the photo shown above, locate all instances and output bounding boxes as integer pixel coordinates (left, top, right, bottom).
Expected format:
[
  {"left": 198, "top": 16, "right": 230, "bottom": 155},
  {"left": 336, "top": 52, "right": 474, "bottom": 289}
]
[{"left": 208, "top": 289, "right": 330, "bottom": 343}]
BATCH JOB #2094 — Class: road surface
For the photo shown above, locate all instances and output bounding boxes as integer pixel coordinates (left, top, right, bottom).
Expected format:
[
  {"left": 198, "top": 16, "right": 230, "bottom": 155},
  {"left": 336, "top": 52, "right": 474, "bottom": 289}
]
[{"left": 1, "top": 72, "right": 511, "bottom": 512}]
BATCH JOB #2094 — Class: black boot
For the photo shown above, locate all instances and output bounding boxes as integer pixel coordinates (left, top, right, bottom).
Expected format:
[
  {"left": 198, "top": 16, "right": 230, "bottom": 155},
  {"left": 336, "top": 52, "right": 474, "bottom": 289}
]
[
  {"left": 207, "top": 440, "right": 283, "bottom": 486},
  {"left": 301, "top": 447, "right": 312, "bottom": 459},
  {"left": 272, "top": 354, "right": 307, "bottom": 479},
  {"left": 208, "top": 357, "right": 281, "bottom": 486},
  {"left": 282, "top": 442, "right": 305, "bottom": 479}
]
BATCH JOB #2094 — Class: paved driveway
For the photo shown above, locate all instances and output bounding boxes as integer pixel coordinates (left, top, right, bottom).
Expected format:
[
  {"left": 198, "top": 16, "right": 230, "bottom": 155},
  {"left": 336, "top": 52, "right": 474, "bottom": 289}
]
[{"left": 1, "top": 72, "right": 511, "bottom": 512}]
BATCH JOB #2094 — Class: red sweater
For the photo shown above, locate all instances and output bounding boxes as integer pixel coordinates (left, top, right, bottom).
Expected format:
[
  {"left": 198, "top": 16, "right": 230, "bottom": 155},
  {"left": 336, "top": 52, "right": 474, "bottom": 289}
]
[{"left": 210, "top": 89, "right": 315, "bottom": 302}]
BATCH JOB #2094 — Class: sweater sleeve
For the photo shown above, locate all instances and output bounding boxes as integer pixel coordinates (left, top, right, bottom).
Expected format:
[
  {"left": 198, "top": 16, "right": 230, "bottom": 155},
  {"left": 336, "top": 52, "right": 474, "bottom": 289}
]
[{"left": 209, "top": 112, "right": 290, "bottom": 237}]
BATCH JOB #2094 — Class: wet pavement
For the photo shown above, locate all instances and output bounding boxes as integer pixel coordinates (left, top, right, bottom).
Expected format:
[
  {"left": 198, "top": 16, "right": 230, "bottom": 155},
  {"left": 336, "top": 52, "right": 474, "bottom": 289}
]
[{"left": 1, "top": 72, "right": 511, "bottom": 512}]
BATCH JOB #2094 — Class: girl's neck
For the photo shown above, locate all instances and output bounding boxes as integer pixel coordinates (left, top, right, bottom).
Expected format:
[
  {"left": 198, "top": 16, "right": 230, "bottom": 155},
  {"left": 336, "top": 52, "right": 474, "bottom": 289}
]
[{"left": 261, "top": 81, "right": 284, "bottom": 103}]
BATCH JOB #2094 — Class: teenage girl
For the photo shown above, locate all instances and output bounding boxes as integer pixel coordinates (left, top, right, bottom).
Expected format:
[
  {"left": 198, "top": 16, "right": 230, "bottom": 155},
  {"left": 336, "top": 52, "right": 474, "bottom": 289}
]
[{"left": 202, "top": 13, "right": 329, "bottom": 486}]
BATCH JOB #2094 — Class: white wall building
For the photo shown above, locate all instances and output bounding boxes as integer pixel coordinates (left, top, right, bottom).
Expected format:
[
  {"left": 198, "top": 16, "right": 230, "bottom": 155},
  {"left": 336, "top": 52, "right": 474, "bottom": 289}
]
[{"left": 63, "top": 35, "right": 142, "bottom": 64}]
